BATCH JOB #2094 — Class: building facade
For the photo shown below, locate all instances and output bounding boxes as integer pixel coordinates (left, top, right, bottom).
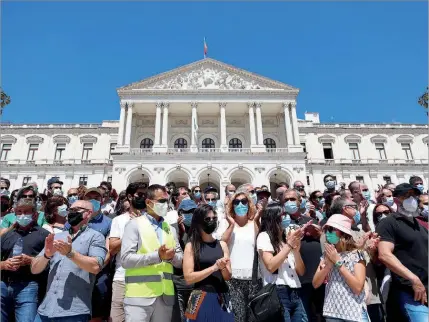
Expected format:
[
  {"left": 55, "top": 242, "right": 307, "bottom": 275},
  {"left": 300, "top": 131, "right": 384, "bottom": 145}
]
[{"left": 1, "top": 58, "right": 428, "bottom": 199}]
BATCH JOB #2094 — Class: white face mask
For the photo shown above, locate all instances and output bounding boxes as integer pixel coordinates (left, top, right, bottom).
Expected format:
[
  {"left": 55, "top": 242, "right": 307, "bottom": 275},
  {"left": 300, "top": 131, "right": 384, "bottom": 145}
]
[
  {"left": 52, "top": 188, "right": 63, "bottom": 196},
  {"left": 402, "top": 196, "right": 418, "bottom": 213},
  {"left": 57, "top": 204, "right": 68, "bottom": 217},
  {"left": 152, "top": 202, "right": 168, "bottom": 217}
]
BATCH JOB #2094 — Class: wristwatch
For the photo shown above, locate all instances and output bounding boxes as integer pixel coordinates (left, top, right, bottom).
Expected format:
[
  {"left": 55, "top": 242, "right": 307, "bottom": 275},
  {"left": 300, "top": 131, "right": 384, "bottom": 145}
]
[
  {"left": 334, "top": 259, "right": 344, "bottom": 268},
  {"left": 66, "top": 249, "right": 75, "bottom": 259}
]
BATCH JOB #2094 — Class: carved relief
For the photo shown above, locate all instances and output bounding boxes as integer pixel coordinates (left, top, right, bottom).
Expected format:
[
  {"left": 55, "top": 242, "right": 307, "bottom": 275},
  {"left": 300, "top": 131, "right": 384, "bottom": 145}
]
[
  {"left": 175, "top": 119, "right": 189, "bottom": 126},
  {"left": 227, "top": 119, "right": 243, "bottom": 126},
  {"left": 200, "top": 119, "right": 217, "bottom": 127},
  {"left": 262, "top": 118, "right": 277, "bottom": 127}
]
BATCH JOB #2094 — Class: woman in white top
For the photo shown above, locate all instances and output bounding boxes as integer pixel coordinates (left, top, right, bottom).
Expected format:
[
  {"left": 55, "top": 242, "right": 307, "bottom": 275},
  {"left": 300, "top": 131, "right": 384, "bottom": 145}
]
[
  {"left": 257, "top": 202, "right": 307, "bottom": 322},
  {"left": 42, "top": 196, "right": 68, "bottom": 234},
  {"left": 220, "top": 192, "right": 261, "bottom": 322}
]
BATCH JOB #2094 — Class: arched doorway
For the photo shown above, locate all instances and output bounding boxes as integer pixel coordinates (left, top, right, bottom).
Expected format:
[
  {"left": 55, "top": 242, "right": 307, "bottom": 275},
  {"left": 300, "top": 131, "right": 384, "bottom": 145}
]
[
  {"left": 166, "top": 169, "right": 189, "bottom": 188},
  {"left": 198, "top": 169, "right": 221, "bottom": 194},
  {"left": 230, "top": 169, "right": 252, "bottom": 189},
  {"left": 127, "top": 168, "right": 151, "bottom": 187},
  {"left": 268, "top": 169, "right": 291, "bottom": 193}
]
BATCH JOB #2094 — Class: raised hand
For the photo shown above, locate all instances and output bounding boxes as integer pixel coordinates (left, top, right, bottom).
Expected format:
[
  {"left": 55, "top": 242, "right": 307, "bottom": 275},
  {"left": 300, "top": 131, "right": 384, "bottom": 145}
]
[
  {"left": 324, "top": 243, "right": 341, "bottom": 264},
  {"left": 44, "top": 234, "right": 56, "bottom": 258},
  {"left": 53, "top": 236, "right": 72, "bottom": 256}
]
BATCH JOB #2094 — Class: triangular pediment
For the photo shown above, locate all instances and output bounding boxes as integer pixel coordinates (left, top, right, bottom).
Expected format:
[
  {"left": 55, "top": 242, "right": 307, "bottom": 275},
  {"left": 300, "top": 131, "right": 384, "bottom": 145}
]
[{"left": 118, "top": 58, "right": 298, "bottom": 92}]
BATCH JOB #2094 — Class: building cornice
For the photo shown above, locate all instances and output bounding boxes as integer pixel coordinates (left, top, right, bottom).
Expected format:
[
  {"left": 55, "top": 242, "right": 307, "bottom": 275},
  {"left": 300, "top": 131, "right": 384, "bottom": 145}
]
[{"left": 299, "top": 126, "right": 428, "bottom": 135}]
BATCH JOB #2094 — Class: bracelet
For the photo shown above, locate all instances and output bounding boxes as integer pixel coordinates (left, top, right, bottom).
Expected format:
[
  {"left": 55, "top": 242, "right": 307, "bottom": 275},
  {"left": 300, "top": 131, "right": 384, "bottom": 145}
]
[{"left": 43, "top": 253, "right": 52, "bottom": 260}]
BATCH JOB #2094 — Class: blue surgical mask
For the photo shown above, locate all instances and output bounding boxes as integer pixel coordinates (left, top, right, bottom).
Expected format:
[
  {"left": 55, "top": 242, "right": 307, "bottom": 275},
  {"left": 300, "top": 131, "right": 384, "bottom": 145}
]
[
  {"left": 89, "top": 199, "right": 101, "bottom": 213},
  {"left": 251, "top": 194, "right": 257, "bottom": 205},
  {"left": 16, "top": 214, "right": 33, "bottom": 227},
  {"left": 57, "top": 204, "right": 68, "bottom": 217},
  {"left": 417, "top": 184, "right": 424, "bottom": 193},
  {"left": 284, "top": 201, "right": 298, "bottom": 214},
  {"left": 300, "top": 198, "right": 307, "bottom": 210},
  {"left": 208, "top": 201, "right": 217, "bottom": 208},
  {"left": 421, "top": 205, "right": 428, "bottom": 218},
  {"left": 325, "top": 180, "right": 335, "bottom": 189},
  {"left": 281, "top": 214, "right": 291, "bottom": 229},
  {"left": 36, "top": 201, "right": 43, "bottom": 211},
  {"left": 362, "top": 191, "right": 371, "bottom": 201},
  {"left": 68, "top": 195, "right": 78, "bottom": 205},
  {"left": 383, "top": 197, "right": 394, "bottom": 207},
  {"left": 318, "top": 198, "right": 325, "bottom": 208},
  {"left": 353, "top": 210, "right": 361, "bottom": 225},
  {"left": 234, "top": 203, "right": 249, "bottom": 217},
  {"left": 183, "top": 213, "right": 193, "bottom": 226},
  {"left": 194, "top": 192, "right": 201, "bottom": 199},
  {"left": 326, "top": 231, "right": 340, "bottom": 244}
]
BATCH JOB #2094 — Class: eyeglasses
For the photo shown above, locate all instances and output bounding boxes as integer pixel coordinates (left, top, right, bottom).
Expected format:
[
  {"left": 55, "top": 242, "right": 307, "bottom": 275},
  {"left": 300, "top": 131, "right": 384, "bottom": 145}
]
[
  {"left": 295, "top": 186, "right": 304, "bottom": 190},
  {"left": 316, "top": 196, "right": 323, "bottom": 200},
  {"left": 206, "top": 198, "right": 217, "bottom": 202},
  {"left": 23, "top": 194, "right": 35, "bottom": 199},
  {"left": 180, "top": 192, "right": 189, "bottom": 196},
  {"left": 375, "top": 211, "right": 390, "bottom": 216},
  {"left": 155, "top": 198, "right": 168, "bottom": 204},
  {"left": 182, "top": 209, "right": 195, "bottom": 215},
  {"left": 344, "top": 204, "right": 358, "bottom": 210},
  {"left": 68, "top": 193, "right": 78, "bottom": 197},
  {"left": 70, "top": 207, "right": 90, "bottom": 213},
  {"left": 204, "top": 216, "right": 218, "bottom": 223},
  {"left": 233, "top": 198, "right": 248, "bottom": 206},
  {"left": 228, "top": 190, "right": 236, "bottom": 194}
]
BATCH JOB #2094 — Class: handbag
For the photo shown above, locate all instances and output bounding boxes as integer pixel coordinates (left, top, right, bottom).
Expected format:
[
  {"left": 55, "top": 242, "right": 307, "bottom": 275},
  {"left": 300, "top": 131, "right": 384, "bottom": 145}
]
[{"left": 248, "top": 247, "right": 283, "bottom": 322}]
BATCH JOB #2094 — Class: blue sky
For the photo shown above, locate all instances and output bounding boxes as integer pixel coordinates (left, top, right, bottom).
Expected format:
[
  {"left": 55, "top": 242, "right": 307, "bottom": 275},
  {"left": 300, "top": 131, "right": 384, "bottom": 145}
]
[{"left": 2, "top": 1, "right": 428, "bottom": 124}]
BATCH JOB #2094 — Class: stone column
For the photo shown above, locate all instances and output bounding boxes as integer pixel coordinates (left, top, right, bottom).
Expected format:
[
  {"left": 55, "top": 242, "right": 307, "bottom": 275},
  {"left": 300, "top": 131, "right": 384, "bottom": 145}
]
[
  {"left": 283, "top": 102, "right": 294, "bottom": 147},
  {"left": 290, "top": 101, "right": 300, "bottom": 146},
  {"left": 248, "top": 102, "right": 257, "bottom": 147},
  {"left": 154, "top": 102, "right": 162, "bottom": 146},
  {"left": 191, "top": 102, "right": 198, "bottom": 152},
  {"left": 255, "top": 102, "right": 264, "bottom": 146},
  {"left": 161, "top": 102, "right": 169, "bottom": 147},
  {"left": 124, "top": 102, "right": 133, "bottom": 147},
  {"left": 219, "top": 102, "right": 228, "bottom": 152},
  {"left": 117, "top": 101, "right": 126, "bottom": 146}
]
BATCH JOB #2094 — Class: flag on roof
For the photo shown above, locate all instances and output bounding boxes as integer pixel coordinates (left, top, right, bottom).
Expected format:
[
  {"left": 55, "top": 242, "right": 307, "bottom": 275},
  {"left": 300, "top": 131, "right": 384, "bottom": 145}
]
[{"left": 204, "top": 37, "right": 208, "bottom": 58}]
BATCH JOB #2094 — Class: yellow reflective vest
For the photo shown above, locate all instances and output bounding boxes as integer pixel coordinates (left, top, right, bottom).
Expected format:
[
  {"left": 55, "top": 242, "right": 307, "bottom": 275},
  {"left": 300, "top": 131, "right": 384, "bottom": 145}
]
[{"left": 125, "top": 215, "right": 176, "bottom": 302}]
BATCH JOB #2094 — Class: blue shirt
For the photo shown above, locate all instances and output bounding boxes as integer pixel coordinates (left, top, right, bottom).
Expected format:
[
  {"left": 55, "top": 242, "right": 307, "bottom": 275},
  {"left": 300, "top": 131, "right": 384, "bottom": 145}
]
[{"left": 144, "top": 212, "right": 164, "bottom": 245}]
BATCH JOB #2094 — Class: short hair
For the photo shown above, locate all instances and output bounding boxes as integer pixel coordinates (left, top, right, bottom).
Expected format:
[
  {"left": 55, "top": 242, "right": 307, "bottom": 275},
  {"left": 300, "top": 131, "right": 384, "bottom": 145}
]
[
  {"left": 44, "top": 196, "right": 67, "bottom": 224},
  {"left": 15, "top": 198, "right": 36, "bottom": 211},
  {"left": 330, "top": 196, "right": 350, "bottom": 215},
  {"left": 348, "top": 181, "right": 360, "bottom": 192},
  {"left": 100, "top": 181, "right": 112, "bottom": 191},
  {"left": 125, "top": 182, "right": 148, "bottom": 197},
  {"left": 17, "top": 186, "right": 36, "bottom": 201},
  {"left": 284, "top": 188, "right": 301, "bottom": 201},
  {"left": 309, "top": 190, "right": 322, "bottom": 202},
  {"left": 275, "top": 182, "right": 289, "bottom": 189},
  {"left": 410, "top": 176, "right": 423, "bottom": 186},
  {"left": 236, "top": 183, "right": 252, "bottom": 194},
  {"left": 1, "top": 177, "right": 10, "bottom": 189},
  {"left": 323, "top": 174, "right": 334, "bottom": 183},
  {"left": 146, "top": 184, "right": 167, "bottom": 200}
]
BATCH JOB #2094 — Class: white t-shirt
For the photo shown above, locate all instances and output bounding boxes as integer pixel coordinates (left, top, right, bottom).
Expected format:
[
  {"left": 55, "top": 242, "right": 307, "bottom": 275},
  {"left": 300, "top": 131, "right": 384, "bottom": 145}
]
[
  {"left": 101, "top": 200, "right": 116, "bottom": 216},
  {"left": 109, "top": 212, "right": 132, "bottom": 281},
  {"left": 256, "top": 231, "right": 301, "bottom": 288},
  {"left": 228, "top": 222, "right": 256, "bottom": 280}
]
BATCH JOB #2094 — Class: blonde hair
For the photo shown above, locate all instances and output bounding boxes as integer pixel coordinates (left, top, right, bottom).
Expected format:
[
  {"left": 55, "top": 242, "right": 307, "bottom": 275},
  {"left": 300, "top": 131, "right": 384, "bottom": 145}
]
[
  {"left": 226, "top": 192, "right": 257, "bottom": 220},
  {"left": 336, "top": 233, "right": 361, "bottom": 253}
]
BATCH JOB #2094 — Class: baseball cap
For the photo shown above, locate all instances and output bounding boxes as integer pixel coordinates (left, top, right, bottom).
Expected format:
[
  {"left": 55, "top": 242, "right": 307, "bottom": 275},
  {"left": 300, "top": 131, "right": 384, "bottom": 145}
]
[
  {"left": 393, "top": 183, "right": 421, "bottom": 198},
  {"left": 84, "top": 187, "right": 103, "bottom": 197},
  {"left": 178, "top": 199, "right": 198, "bottom": 211},
  {"left": 323, "top": 214, "right": 353, "bottom": 236},
  {"left": 47, "top": 177, "right": 63, "bottom": 187},
  {"left": 204, "top": 186, "right": 218, "bottom": 194}
]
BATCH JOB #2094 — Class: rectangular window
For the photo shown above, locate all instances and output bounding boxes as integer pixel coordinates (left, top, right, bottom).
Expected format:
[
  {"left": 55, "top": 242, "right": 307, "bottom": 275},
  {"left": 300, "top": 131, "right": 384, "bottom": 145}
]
[
  {"left": 375, "top": 143, "right": 387, "bottom": 159},
  {"left": 109, "top": 143, "right": 117, "bottom": 159},
  {"left": 301, "top": 143, "right": 307, "bottom": 159},
  {"left": 22, "top": 176, "right": 31, "bottom": 186},
  {"left": 401, "top": 143, "right": 413, "bottom": 160},
  {"left": 107, "top": 176, "right": 112, "bottom": 183},
  {"left": 356, "top": 176, "right": 364, "bottom": 183},
  {"left": 323, "top": 143, "right": 334, "bottom": 159},
  {"left": 82, "top": 143, "right": 93, "bottom": 160},
  {"left": 306, "top": 175, "right": 310, "bottom": 186},
  {"left": 1, "top": 144, "right": 12, "bottom": 161},
  {"left": 79, "top": 176, "right": 88, "bottom": 186},
  {"left": 383, "top": 176, "right": 392, "bottom": 184},
  {"left": 55, "top": 143, "right": 66, "bottom": 161},
  {"left": 27, "top": 144, "right": 39, "bottom": 161},
  {"left": 349, "top": 143, "right": 360, "bottom": 160}
]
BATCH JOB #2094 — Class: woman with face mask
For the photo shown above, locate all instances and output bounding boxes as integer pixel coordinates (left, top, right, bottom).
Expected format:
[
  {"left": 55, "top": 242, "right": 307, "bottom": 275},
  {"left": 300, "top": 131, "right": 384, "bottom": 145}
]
[
  {"left": 183, "top": 204, "right": 234, "bottom": 322},
  {"left": 217, "top": 192, "right": 260, "bottom": 322},
  {"left": 42, "top": 196, "right": 69, "bottom": 234},
  {"left": 313, "top": 214, "right": 369, "bottom": 322},
  {"left": 191, "top": 186, "right": 203, "bottom": 204},
  {"left": 257, "top": 203, "right": 307, "bottom": 322}
]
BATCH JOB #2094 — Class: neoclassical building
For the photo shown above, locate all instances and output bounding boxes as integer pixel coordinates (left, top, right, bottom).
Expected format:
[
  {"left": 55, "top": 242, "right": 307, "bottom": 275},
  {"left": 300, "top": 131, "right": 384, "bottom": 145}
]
[{"left": 1, "top": 58, "right": 428, "bottom": 200}]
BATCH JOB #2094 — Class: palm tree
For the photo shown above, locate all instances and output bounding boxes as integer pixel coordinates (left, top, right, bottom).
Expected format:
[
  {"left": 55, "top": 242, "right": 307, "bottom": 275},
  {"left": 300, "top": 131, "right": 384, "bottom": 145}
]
[
  {"left": 418, "top": 87, "right": 428, "bottom": 114},
  {"left": 0, "top": 89, "right": 11, "bottom": 115}
]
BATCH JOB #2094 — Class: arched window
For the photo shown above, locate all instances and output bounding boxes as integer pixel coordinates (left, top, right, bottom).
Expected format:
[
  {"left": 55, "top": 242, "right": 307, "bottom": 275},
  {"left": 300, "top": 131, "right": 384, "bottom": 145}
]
[
  {"left": 140, "top": 138, "right": 153, "bottom": 149},
  {"left": 174, "top": 138, "right": 188, "bottom": 149},
  {"left": 229, "top": 138, "right": 242, "bottom": 149},
  {"left": 264, "top": 138, "right": 276, "bottom": 149},
  {"left": 202, "top": 138, "right": 215, "bottom": 149}
]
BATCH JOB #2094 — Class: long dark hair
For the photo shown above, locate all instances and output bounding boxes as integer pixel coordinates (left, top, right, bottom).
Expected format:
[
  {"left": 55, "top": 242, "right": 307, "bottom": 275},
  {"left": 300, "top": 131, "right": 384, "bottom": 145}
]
[
  {"left": 114, "top": 190, "right": 128, "bottom": 217},
  {"left": 258, "top": 202, "right": 285, "bottom": 254},
  {"left": 188, "top": 204, "right": 216, "bottom": 268}
]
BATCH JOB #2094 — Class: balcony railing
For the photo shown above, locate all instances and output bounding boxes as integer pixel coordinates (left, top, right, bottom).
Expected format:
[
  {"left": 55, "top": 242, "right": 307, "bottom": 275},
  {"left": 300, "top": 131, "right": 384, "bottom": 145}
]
[
  {"left": 128, "top": 147, "right": 289, "bottom": 155},
  {"left": 1, "top": 159, "right": 113, "bottom": 166},
  {"left": 306, "top": 158, "right": 429, "bottom": 165}
]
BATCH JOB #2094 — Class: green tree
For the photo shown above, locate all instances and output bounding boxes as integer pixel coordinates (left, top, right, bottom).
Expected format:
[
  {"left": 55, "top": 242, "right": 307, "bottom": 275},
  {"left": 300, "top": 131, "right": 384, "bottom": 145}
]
[
  {"left": 418, "top": 87, "right": 428, "bottom": 113},
  {"left": 0, "top": 89, "right": 11, "bottom": 115}
]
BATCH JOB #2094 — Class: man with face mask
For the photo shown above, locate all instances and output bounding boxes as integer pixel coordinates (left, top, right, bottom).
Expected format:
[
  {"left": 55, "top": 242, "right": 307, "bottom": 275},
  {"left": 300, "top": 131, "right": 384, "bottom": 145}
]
[
  {"left": 99, "top": 181, "right": 117, "bottom": 217},
  {"left": 47, "top": 177, "right": 64, "bottom": 197},
  {"left": 0, "top": 177, "right": 10, "bottom": 197},
  {"left": 32, "top": 200, "right": 107, "bottom": 321},
  {"left": 377, "top": 183, "right": 428, "bottom": 322},
  {"left": 223, "top": 184, "right": 236, "bottom": 206},
  {"left": 0, "top": 198, "right": 49, "bottom": 321},
  {"left": 416, "top": 194, "right": 428, "bottom": 229},
  {"left": 410, "top": 176, "right": 425, "bottom": 194},
  {"left": 323, "top": 174, "right": 337, "bottom": 199},
  {"left": 109, "top": 182, "right": 146, "bottom": 322},
  {"left": 121, "top": 184, "right": 183, "bottom": 322}
]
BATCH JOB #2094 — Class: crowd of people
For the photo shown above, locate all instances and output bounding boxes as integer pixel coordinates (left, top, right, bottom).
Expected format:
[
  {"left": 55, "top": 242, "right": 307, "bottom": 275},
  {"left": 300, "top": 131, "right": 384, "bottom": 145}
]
[{"left": 0, "top": 174, "right": 427, "bottom": 322}]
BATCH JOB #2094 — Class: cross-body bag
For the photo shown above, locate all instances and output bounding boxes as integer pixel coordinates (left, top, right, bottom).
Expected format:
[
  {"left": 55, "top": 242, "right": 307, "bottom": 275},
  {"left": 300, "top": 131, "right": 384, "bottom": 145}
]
[{"left": 248, "top": 247, "right": 283, "bottom": 322}]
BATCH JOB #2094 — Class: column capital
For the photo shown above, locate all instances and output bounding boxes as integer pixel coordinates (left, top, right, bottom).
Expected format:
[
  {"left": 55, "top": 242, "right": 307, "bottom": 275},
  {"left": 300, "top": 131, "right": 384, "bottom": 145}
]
[
  {"left": 255, "top": 102, "right": 262, "bottom": 109},
  {"left": 162, "top": 102, "right": 170, "bottom": 109},
  {"left": 219, "top": 102, "right": 227, "bottom": 108},
  {"left": 156, "top": 102, "right": 163, "bottom": 109},
  {"left": 247, "top": 102, "right": 255, "bottom": 108},
  {"left": 190, "top": 101, "right": 198, "bottom": 108},
  {"left": 289, "top": 101, "right": 297, "bottom": 109},
  {"left": 127, "top": 101, "right": 134, "bottom": 109},
  {"left": 120, "top": 101, "right": 126, "bottom": 109},
  {"left": 282, "top": 101, "right": 292, "bottom": 109}
]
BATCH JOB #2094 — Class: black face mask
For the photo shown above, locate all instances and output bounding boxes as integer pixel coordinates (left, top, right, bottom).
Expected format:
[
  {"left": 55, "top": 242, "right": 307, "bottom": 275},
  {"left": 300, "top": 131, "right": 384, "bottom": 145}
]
[
  {"left": 68, "top": 211, "right": 84, "bottom": 227},
  {"left": 202, "top": 220, "right": 217, "bottom": 234},
  {"left": 132, "top": 196, "right": 146, "bottom": 210},
  {"left": 1, "top": 203, "right": 8, "bottom": 212}
]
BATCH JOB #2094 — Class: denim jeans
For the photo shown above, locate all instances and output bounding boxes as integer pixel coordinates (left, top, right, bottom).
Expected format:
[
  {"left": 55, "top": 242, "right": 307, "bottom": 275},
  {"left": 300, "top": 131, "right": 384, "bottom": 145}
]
[
  {"left": 325, "top": 308, "right": 370, "bottom": 322},
  {"left": 398, "top": 291, "right": 429, "bottom": 322},
  {"left": 1, "top": 280, "right": 39, "bottom": 322},
  {"left": 34, "top": 313, "right": 90, "bottom": 322},
  {"left": 276, "top": 285, "right": 308, "bottom": 322}
]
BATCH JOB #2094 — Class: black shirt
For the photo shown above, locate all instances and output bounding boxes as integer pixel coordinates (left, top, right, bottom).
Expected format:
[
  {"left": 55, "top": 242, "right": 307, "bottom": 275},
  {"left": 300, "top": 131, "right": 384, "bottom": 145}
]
[
  {"left": 290, "top": 215, "right": 322, "bottom": 284},
  {"left": 1, "top": 225, "right": 49, "bottom": 283},
  {"left": 376, "top": 213, "right": 428, "bottom": 294}
]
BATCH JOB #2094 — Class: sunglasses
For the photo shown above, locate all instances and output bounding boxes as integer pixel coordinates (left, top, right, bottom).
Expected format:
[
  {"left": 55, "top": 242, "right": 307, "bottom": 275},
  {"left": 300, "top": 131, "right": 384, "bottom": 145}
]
[
  {"left": 155, "top": 198, "right": 168, "bottom": 204},
  {"left": 194, "top": 190, "right": 201, "bottom": 193},
  {"left": 316, "top": 196, "right": 324, "bottom": 200},
  {"left": 344, "top": 204, "right": 358, "bottom": 210},
  {"left": 375, "top": 211, "right": 390, "bottom": 216},
  {"left": 68, "top": 193, "right": 78, "bottom": 197},
  {"left": 204, "top": 216, "right": 218, "bottom": 223},
  {"left": 233, "top": 198, "right": 248, "bottom": 206},
  {"left": 296, "top": 186, "right": 304, "bottom": 190},
  {"left": 182, "top": 209, "right": 195, "bottom": 215},
  {"left": 206, "top": 198, "right": 217, "bottom": 202},
  {"left": 23, "top": 195, "right": 35, "bottom": 199}
]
